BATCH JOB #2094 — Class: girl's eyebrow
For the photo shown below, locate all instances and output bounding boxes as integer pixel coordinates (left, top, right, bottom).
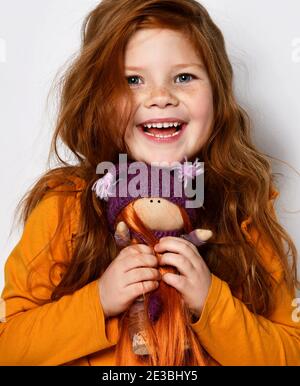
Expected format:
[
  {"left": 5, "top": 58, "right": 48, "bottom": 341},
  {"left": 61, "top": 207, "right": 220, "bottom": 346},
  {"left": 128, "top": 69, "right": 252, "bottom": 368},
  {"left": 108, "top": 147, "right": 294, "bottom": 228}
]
[{"left": 125, "top": 63, "right": 205, "bottom": 71}]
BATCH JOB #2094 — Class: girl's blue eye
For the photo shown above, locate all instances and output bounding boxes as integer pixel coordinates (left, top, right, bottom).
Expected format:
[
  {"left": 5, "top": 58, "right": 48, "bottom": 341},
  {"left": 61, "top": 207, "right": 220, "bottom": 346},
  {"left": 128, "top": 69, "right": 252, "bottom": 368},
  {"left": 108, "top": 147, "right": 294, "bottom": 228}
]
[
  {"left": 175, "top": 73, "right": 195, "bottom": 83},
  {"left": 126, "top": 73, "right": 196, "bottom": 86}
]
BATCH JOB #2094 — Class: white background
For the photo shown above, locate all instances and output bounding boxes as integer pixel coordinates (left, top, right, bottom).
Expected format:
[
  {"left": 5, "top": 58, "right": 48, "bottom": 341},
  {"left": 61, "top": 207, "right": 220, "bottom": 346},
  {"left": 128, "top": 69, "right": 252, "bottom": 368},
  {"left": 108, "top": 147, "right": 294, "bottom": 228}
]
[{"left": 0, "top": 0, "right": 299, "bottom": 294}]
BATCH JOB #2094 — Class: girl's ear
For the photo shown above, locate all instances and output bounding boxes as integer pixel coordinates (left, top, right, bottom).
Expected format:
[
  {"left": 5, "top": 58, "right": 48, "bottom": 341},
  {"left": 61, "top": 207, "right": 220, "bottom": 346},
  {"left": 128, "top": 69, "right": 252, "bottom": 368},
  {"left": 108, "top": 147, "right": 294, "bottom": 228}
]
[
  {"left": 114, "top": 221, "right": 131, "bottom": 247},
  {"left": 180, "top": 228, "right": 213, "bottom": 246}
]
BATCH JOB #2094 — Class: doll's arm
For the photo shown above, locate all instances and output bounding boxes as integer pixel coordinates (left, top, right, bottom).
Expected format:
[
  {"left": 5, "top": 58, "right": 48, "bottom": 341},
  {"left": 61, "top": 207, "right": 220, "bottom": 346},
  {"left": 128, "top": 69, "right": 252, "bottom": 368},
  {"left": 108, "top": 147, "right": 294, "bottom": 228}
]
[
  {"left": 180, "top": 229, "right": 213, "bottom": 246},
  {"left": 114, "top": 221, "right": 131, "bottom": 247}
]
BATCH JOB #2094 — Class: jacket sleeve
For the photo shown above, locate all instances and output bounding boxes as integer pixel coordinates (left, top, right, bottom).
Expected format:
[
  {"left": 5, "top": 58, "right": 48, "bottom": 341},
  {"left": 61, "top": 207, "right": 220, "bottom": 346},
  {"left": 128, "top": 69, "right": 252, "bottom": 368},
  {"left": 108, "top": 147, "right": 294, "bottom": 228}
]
[
  {"left": 191, "top": 274, "right": 300, "bottom": 365},
  {"left": 0, "top": 189, "right": 118, "bottom": 365},
  {"left": 190, "top": 193, "right": 300, "bottom": 366}
]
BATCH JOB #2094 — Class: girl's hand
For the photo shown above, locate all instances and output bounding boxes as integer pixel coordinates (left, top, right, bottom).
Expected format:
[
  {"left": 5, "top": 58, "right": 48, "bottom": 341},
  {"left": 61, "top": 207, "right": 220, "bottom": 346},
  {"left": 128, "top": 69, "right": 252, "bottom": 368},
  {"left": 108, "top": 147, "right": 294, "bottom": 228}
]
[
  {"left": 98, "top": 244, "right": 161, "bottom": 318},
  {"left": 154, "top": 236, "right": 212, "bottom": 319}
]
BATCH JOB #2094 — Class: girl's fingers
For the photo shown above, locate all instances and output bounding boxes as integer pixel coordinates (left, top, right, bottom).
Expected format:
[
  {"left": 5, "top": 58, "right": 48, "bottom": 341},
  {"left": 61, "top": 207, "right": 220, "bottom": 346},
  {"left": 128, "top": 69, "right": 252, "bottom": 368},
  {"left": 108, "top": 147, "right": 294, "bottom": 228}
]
[
  {"left": 154, "top": 237, "right": 200, "bottom": 268},
  {"left": 125, "top": 267, "right": 161, "bottom": 286},
  {"left": 122, "top": 253, "right": 158, "bottom": 272},
  {"left": 162, "top": 272, "right": 185, "bottom": 293},
  {"left": 119, "top": 243, "right": 155, "bottom": 259},
  {"left": 159, "top": 252, "right": 194, "bottom": 277},
  {"left": 127, "top": 280, "right": 160, "bottom": 299}
]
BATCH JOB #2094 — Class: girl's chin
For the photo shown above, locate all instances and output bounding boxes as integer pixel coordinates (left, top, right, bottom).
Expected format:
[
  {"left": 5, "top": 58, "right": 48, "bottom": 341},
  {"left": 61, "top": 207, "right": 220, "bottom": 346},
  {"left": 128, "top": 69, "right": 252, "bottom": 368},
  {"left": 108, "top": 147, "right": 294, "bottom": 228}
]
[{"left": 131, "top": 153, "right": 187, "bottom": 166}]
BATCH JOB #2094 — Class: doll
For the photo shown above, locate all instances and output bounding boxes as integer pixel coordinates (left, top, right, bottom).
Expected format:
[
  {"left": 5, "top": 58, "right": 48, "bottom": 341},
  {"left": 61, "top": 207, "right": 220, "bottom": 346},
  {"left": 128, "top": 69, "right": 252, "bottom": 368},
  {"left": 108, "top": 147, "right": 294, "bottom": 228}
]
[
  {"left": 92, "top": 157, "right": 213, "bottom": 366},
  {"left": 114, "top": 204, "right": 212, "bottom": 356}
]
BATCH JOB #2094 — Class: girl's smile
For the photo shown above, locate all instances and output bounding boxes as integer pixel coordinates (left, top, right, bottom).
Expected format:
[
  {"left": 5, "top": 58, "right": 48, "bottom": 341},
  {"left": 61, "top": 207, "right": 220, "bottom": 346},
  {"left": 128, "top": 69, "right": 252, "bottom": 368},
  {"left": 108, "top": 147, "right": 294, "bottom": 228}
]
[{"left": 136, "top": 120, "right": 188, "bottom": 144}]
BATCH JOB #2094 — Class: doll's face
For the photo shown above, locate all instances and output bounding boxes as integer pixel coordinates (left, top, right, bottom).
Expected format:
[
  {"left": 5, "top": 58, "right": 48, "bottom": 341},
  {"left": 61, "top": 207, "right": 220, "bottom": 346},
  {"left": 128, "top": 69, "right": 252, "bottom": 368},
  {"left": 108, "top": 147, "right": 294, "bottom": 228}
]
[
  {"left": 123, "top": 28, "right": 214, "bottom": 165},
  {"left": 133, "top": 197, "right": 183, "bottom": 231}
]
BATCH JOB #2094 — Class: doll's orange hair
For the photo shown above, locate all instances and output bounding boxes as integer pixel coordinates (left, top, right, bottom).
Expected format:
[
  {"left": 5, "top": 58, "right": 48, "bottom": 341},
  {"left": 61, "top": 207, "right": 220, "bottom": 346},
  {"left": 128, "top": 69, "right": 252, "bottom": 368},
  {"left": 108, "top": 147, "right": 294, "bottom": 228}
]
[{"left": 114, "top": 200, "right": 207, "bottom": 366}]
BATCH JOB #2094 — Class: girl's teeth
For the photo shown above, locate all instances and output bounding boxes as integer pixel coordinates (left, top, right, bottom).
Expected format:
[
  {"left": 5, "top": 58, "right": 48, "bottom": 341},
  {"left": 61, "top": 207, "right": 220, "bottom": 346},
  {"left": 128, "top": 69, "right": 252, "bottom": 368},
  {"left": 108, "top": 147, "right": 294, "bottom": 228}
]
[
  {"left": 144, "top": 130, "right": 181, "bottom": 138},
  {"left": 142, "top": 122, "right": 184, "bottom": 138},
  {"left": 144, "top": 123, "right": 180, "bottom": 129}
]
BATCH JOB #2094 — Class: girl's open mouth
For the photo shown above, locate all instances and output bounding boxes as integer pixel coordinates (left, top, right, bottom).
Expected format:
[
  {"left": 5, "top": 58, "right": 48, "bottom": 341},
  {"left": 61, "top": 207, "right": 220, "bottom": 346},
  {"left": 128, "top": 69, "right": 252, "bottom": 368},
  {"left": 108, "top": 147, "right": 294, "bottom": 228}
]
[{"left": 137, "top": 123, "right": 187, "bottom": 143}]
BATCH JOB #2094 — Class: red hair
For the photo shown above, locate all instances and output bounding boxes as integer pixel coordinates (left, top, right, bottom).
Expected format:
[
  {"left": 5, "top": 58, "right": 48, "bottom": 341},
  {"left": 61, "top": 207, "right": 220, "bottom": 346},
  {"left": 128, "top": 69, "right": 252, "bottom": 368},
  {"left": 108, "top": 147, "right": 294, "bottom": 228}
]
[{"left": 114, "top": 201, "right": 207, "bottom": 366}]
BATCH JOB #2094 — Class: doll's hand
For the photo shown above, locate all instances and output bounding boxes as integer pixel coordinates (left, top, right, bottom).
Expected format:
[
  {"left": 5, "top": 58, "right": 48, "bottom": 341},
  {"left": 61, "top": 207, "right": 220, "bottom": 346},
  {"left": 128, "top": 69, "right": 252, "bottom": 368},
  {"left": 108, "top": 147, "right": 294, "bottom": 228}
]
[
  {"left": 114, "top": 221, "right": 131, "bottom": 247},
  {"left": 180, "top": 228, "right": 213, "bottom": 247},
  {"left": 154, "top": 236, "right": 212, "bottom": 319}
]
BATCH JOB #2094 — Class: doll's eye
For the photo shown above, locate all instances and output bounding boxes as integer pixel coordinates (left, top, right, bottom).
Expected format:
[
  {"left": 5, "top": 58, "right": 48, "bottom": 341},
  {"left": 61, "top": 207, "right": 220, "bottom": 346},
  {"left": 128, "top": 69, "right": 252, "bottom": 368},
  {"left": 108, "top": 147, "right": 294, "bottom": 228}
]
[
  {"left": 150, "top": 199, "right": 153, "bottom": 203},
  {"left": 158, "top": 200, "right": 160, "bottom": 203}
]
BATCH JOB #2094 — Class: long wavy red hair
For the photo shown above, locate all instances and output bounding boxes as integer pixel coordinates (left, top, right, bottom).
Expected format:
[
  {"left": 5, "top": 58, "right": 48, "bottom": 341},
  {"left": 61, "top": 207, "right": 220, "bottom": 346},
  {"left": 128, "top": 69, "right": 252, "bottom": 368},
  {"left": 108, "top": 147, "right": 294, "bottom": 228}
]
[{"left": 12, "top": 0, "right": 299, "bottom": 356}]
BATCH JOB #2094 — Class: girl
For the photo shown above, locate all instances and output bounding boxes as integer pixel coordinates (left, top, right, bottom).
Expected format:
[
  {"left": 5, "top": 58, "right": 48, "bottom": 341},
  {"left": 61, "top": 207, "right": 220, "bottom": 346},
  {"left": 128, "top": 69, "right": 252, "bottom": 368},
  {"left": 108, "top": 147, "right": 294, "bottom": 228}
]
[{"left": 0, "top": 0, "right": 299, "bottom": 366}]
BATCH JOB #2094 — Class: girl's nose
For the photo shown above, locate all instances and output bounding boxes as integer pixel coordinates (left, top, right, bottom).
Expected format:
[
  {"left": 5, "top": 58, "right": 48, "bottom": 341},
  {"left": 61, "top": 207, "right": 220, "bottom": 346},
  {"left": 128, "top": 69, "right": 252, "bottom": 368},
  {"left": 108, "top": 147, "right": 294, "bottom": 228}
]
[{"left": 144, "top": 87, "right": 178, "bottom": 108}]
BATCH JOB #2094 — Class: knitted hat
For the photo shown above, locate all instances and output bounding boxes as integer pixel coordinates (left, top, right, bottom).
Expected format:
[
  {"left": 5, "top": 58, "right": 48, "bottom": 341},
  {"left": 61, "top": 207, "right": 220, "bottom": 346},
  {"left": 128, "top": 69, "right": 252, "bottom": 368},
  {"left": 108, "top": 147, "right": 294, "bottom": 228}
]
[{"left": 92, "top": 157, "right": 204, "bottom": 243}]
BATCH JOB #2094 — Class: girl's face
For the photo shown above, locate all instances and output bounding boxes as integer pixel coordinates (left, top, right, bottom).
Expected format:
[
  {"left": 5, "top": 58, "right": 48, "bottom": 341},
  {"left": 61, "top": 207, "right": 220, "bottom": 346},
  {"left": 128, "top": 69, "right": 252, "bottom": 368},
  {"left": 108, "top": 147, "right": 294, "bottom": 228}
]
[{"left": 123, "top": 28, "right": 214, "bottom": 165}]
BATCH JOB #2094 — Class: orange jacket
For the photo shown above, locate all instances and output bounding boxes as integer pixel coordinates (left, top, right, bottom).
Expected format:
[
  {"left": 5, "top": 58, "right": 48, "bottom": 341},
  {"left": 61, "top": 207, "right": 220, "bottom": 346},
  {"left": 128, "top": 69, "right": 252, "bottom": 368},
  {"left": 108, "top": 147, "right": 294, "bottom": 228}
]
[{"left": 0, "top": 177, "right": 299, "bottom": 366}]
